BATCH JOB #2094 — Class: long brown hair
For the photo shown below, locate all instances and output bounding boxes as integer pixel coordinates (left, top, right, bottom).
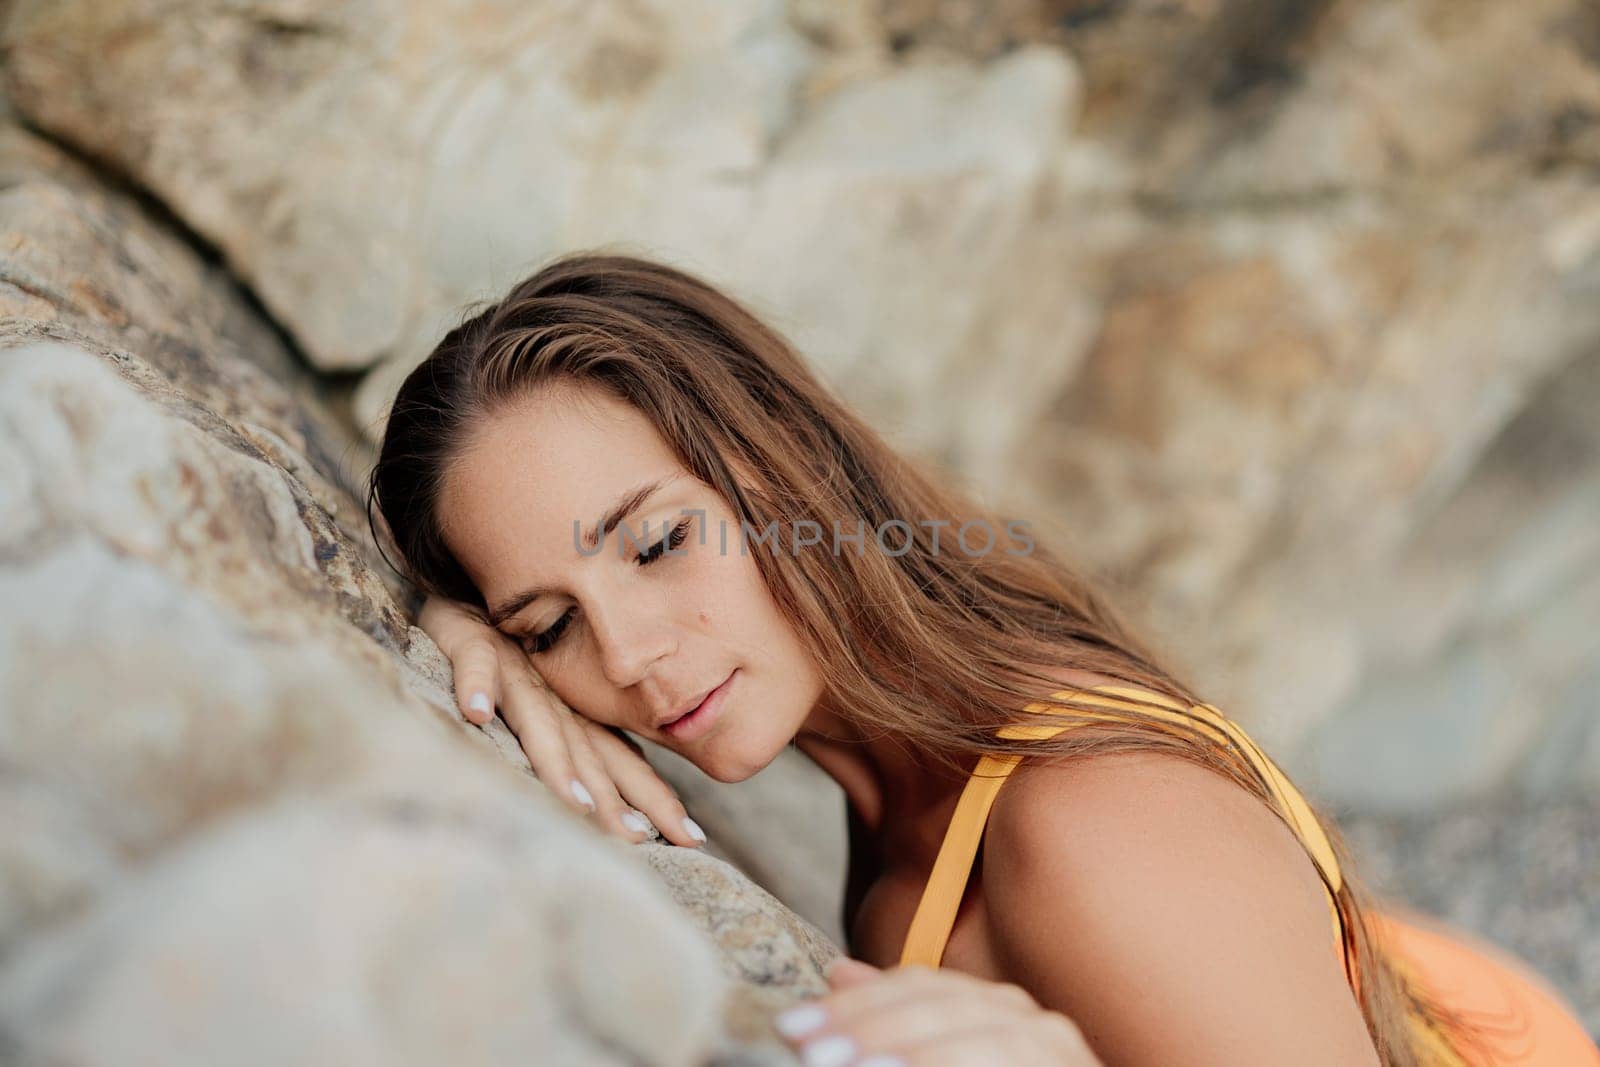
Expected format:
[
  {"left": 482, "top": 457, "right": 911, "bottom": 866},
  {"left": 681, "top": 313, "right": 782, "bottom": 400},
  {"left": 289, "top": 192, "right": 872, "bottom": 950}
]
[{"left": 366, "top": 249, "right": 1488, "bottom": 1065}]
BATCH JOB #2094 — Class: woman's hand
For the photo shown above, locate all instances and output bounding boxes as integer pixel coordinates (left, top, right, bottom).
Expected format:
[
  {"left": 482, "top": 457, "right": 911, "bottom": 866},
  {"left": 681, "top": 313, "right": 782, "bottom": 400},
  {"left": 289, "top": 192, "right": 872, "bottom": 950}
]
[
  {"left": 773, "top": 957, "right": 1102, "bottom": 1067},
  {"left": 416, "top": 594, "right": 708, "bottom": 849}
]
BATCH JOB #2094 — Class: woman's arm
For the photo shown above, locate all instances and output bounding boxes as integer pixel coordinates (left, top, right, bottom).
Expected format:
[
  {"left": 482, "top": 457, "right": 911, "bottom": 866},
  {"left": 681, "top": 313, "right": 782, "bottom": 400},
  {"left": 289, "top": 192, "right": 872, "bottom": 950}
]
[{"left": 981, "top": 750, "right": 1380, "bottom": 1067}]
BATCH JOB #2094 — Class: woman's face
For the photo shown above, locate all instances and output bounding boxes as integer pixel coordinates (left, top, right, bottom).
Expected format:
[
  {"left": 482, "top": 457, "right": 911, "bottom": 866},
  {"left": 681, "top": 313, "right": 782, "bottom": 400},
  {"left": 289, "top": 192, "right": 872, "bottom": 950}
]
[{"left": 437, "top": 380, "right": 826, "bottom": 783}]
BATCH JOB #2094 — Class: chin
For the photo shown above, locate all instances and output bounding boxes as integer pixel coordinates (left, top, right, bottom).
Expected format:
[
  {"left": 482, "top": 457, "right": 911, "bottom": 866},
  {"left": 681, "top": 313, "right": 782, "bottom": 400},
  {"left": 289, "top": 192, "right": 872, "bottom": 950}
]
[{"left": 696, "top": 735, "right": 785, "bottom": 785}]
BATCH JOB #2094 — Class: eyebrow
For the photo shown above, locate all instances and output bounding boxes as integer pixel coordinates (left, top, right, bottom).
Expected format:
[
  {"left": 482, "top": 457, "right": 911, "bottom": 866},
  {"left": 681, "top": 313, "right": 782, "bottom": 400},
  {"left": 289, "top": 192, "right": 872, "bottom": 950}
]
[{"left": 486, "top": 476, "right": 672, "bottom": 629}]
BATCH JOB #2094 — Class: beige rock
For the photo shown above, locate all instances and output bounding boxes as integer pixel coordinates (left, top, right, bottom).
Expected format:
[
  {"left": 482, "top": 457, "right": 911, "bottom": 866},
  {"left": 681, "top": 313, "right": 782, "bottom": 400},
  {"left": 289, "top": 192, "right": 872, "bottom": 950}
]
[
  {"left": 0, "top": 757, "right": 729, "bottom": 1067},
  {"left": 0, "top": 0, "right": 812, "bottom": 371},
  {"left": 641, "top": 739, "right": 849, "bottom": 949},
  {"left": 0, "top": 339, "right": 826, "bottom": 1063},
  {"left": 0, "top": 120, "right": 843, "bottom": 1059},
  {"left": 0, "top": 0, "right": 1087, "bottom": 500},
  {"left": 4, "top": 0, "right": 1597, "bottom": 828}
]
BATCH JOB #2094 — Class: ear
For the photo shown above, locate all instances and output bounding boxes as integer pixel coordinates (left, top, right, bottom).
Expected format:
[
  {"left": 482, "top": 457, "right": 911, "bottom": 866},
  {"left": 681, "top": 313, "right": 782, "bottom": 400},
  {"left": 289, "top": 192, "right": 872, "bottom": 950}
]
[{"left": 824, "top": 955, "right": 883, "bottom": 988}]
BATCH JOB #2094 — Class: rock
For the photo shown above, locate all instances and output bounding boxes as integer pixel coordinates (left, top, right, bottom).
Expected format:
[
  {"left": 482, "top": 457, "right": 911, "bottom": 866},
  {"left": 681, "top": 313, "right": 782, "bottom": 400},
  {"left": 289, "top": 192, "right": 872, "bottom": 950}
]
[
  {"left": 0, "top": 337, "right": 822, "bottom": 1064},
  {"left": 0, "top": 0, "right": 1086, "bottom": 495},
  {"left": 1297, "top": 345, "right": 1600, "bottom": 808},
  {"left": 0, "top": 118, "right": 392, "bottom": 613},
  {"left": 3, "top": 6, "right": 1598, "bottom": 1051},
  {"left": 1340, "top": 792, "right": 1600, "bottom": 1036},
  {"left": 634, "top": 842, "right": 840, "bottom": 1049},
  {"left": 817, "top": 1, "right": 1600, "bottom": 806},
  {"left": 0, "top": 777, "right": 727, "bottom": 1067},
  {"left": 641, "top": 739, "right": 849, "bottom": 949},
  {"left": 0, "top": 119, "right": 841, "bottom": 1061},
  {"left": 1013, "top": 181, "right": 1600, "bottom": 805},
  {"left": 7, "top": 0, "right": 1600, "bottom": 808}
]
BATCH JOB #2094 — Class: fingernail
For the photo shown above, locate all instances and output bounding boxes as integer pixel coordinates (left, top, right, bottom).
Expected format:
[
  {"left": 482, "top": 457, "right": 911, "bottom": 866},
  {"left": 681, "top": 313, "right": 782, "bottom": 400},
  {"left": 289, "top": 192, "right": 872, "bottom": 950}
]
[
  {"left": 569, "top": 779, "right": 596, "bottom": 811},
  {"left": 857, "top": 1057, "right": 907, "bottom": 1067},
  {"left": 774, "top": 1003, "right": 826, "bottom": 1039},
  {"left": 682, "top": 816, "right": 707, "bottom": 844},
  {"left": 620, "top": 809, "right": 651, "bottom": 834},
  {"left": 468, "top": 692, "right": 491, "bottom": 718},
  {"left": 801, "top": 1035, "right": 856, "bottom": 1067}
]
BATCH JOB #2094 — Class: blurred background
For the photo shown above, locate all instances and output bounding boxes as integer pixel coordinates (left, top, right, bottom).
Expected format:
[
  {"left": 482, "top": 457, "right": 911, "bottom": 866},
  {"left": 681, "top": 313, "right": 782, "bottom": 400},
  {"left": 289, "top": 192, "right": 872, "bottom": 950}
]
[{"left": 1, "top": 0, "right": 1595, "bottom": 1057}]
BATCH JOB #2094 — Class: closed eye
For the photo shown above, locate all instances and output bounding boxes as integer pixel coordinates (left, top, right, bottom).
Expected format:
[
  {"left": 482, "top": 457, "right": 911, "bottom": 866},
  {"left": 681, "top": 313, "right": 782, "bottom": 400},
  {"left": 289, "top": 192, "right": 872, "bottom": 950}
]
[
  {"left": 637, "top": 516, "right": 691, "bottom": 566},
  {"left": 521, "top": 517, "right": 692, "bottom": 655}
]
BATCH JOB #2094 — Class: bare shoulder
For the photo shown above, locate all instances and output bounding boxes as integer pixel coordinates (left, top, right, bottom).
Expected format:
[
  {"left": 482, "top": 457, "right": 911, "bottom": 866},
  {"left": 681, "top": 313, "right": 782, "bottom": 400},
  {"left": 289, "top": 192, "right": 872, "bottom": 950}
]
[
  {"left": 979, "top": 744, "right": 1377, "bottom": 1065},
  {"left": 984, "top": 745, "right": 1327, "bottom": 909}
]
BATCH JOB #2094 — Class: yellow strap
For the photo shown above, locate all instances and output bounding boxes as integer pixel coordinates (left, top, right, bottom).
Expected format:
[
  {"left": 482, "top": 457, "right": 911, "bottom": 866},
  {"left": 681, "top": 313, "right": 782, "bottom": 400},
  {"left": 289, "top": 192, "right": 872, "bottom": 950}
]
[
  {"left": 899, "top": 685, "right": 1349, "bottom": 983},
  {"left": 898, "top": 750, "right": 1022, "bottom": 968},
  {"left": 1040, "top": 686, "right": 1345, "bottom": 896}
]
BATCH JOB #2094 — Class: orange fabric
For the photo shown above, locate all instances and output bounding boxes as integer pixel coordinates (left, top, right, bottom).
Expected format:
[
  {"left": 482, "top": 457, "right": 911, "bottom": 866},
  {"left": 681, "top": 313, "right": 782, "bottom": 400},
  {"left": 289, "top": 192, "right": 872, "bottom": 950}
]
[
  {"left": 1373, "top": 908, "right": 1600, "bottom": 1065},
  {"left": 896, "top": 684, "right": 1599, "bottom": 1065}
]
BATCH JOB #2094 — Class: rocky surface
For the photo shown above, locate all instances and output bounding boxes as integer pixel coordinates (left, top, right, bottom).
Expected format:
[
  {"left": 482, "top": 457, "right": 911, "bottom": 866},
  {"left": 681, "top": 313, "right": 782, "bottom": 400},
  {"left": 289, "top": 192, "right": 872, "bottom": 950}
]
[
  {"left": 0, "top": 0, "right": 1596, "bottom": 1060},
  {"left": 1341, "top": 792, "right": 1600, "bottom": 1037},
  {"left": 4, "top": 0, "right": 1597, "bottom": 808},
  {"left": 0, "top": 120, "right": 836, "bottom": 1065},
  {"left": 640, "top": 740, "right": 850, "bottom": 950}
]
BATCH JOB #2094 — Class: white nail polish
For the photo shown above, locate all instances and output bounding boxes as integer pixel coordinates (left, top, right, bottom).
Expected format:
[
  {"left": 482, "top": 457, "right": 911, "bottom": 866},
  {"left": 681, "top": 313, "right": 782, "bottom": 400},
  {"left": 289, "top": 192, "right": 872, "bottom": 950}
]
[
  {"left": 468, "top": 692, "right": 491, "bottom": 715},
  {"left": 801, "top": 1035, "right": 856, "bottom": 1067},
  {"left": 682, "top": 816, "right": 707, "bottom": 843},
  {"left": 569, "top": 780, "right": 595, "bottom": 810},
  {"left": 774, "top": 1003, "right": 826, "bottom": 1038},
  {"left": 620, "top": 810, "right": 651, "bottom": 834}
]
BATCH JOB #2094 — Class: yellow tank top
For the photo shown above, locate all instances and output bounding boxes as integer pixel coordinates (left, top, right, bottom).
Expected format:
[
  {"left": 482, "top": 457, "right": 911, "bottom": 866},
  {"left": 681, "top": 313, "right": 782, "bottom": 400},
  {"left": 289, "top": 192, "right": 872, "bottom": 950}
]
[
  {"left": 895, "top": 683, "right": 1482, "bottom": 1062},
  {"left": 898, "top": 683, "right": 1354, "bottom": 978}
]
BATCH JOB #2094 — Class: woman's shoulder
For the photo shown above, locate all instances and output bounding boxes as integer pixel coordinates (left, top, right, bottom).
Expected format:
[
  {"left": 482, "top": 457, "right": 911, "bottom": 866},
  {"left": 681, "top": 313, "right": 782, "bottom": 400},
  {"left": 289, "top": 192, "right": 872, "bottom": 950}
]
[
  {"left": 992, "top": 665, "right": 1314, "bottom": 891},
  {"left": 975, "top": 736, "right": 1371, "bottom": 1061},
  {"left": 982, "top": 667, "right": 1322, "bottom": 907},
  {"left": 999, "top": 672, "right": 1331, "bottom": 897}
]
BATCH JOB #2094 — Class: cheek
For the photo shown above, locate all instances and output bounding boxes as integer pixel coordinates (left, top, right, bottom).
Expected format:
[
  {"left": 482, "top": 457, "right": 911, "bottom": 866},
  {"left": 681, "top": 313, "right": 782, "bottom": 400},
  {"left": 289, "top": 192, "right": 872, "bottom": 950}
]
[{"left": 690, "top": 543, "right": 778, "bottom": 633}]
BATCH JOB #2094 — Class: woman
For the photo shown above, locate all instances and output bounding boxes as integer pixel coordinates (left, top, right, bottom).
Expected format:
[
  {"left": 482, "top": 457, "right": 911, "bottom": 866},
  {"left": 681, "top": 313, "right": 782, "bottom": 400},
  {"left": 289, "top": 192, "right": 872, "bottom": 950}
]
[{"left": 367, "top": 251, "right": 1596, "bottom": 1066}]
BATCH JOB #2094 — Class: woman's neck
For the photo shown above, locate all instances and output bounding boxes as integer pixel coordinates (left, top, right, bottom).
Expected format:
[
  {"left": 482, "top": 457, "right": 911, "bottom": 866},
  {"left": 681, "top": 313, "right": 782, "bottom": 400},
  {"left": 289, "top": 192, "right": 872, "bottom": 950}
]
[
  {"left": 791, "top": 692, "right": 967, "bottom": 839},
  {"left": 791, "top": 665, "right": 1132, "bottom": 839}
]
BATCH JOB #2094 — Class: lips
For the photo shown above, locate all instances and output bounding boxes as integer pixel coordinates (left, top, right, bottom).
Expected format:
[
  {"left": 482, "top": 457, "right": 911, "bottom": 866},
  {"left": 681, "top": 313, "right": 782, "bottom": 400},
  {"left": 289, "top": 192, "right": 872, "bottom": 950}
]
[
  {"left": 659, "top": 671, "right": 732, "bottom": 739},
  {"left": 660, "top": 673, "right": 730, "bottom": 727}
]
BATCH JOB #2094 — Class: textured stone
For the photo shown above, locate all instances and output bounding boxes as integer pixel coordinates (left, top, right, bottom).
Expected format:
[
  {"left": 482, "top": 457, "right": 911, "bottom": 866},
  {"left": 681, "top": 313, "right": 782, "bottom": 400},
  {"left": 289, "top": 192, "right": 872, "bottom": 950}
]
[
  {"left": 0, "top": 341, "right": 802, "bottom": 1064},
  {"left": 0, "top": 761, "right": 727, "bottom": 1067},
  {"left": 1341, "top": 792, "right": 1600, "bottom": 1036},
  {"left": 642, "top": 739, "right": 849, "bottom": 949},
  {"left": 6, "top": 0, "right": 1598, "bottom": 809},
  {"left": 0, "top": 123, "right": 839, "bottom": 1061},
  {"left": 0, "top": 0, "right": 1077, "bottom": 406},
  {"left": 1014, "top": 181, "right": 1600, "bottom": 803},
  {"left": 635, "top": 842, "right": 841, "bottom": 1050},
  {"left": 2, "top": 5, "right": 1597, "bottom": 1058}
]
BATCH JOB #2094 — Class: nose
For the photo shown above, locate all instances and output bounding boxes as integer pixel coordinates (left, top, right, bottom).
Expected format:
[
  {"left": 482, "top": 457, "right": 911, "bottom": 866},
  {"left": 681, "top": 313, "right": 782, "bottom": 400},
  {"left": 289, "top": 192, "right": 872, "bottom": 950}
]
[{"left": 585, "top": 592, "right": 675, "bottom": 691}]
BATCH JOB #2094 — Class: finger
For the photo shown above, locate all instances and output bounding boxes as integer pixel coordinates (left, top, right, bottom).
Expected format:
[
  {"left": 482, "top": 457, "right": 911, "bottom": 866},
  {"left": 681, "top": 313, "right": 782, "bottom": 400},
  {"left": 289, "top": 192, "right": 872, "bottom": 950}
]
[
  {"left": 774, "top": 967, "right": 942, "bottom": 1044},
  {"left": 607, "top": 724, "right": 648, "bottom": 761},
  {"left": 845, "top": 986, "right": 1035, "bottom": 1055},
  {"left": 844, "top": 978, "right": 1041, "bottom": 1055},
  {"left": 558, "top": 715, "right": 655, "bottom": 842},
  {"left": 786, "top": 986, "right": 1029, "bottom": 1066},
  {"left": 498, "top": 671, "right": 597, "bottom": 818},
  {"left": 823, "top": 956, "right": 882, "bottom": 989},
  {"left": 587, "top": 724, "right": 707, "bottom": 848},
  {"left": 803, "top": 967, "right": 1026, "bottom": 1039},
  {"left": 789, "top": 1027, "right": 1009, "bottom": 1067},
  {"left": 448, "top": 636, "right": 501, "bottom": 726},
  {"left": 815, "top": 964, "right": 945, "bottom": 1021},
  {"left": 898, "top": 1016, "right": 1090, "bottom": 1066},
  {"left": 417, "top": 595, "right": 488, "bottom": 649}
]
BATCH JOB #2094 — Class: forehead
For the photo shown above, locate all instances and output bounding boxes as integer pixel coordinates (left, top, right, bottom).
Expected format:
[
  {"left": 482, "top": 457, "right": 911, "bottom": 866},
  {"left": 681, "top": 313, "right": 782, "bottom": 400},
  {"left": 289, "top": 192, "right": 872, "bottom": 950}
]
[{"left": 438, "top": 382, "right": 685, "bottom": 590}]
